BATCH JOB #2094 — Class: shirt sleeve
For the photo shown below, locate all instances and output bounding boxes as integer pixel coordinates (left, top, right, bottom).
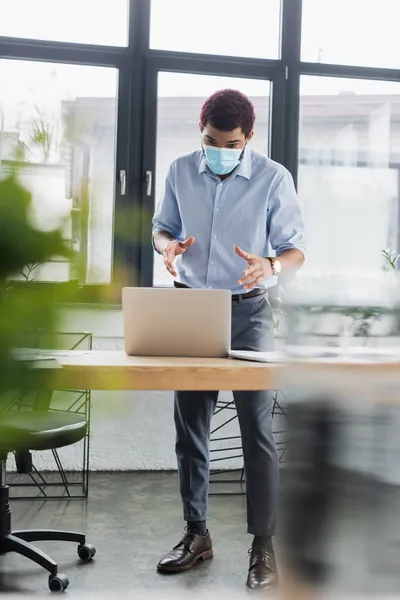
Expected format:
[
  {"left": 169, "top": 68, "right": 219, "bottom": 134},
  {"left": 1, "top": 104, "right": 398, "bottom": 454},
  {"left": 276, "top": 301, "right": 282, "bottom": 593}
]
[
  {"left": 152, "top": 162, "right": 183, "bottom": 254},
  {"left": 267, "top": 170, "right": 306, "bottom": 257}
]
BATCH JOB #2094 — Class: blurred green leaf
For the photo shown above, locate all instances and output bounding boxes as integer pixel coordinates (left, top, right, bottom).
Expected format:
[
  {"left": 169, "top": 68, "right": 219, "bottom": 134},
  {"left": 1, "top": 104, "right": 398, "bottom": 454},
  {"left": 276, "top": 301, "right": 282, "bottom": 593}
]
[
  {"left": 0, "top": 176, "right": 70, "bottom": 280},
  {"left": 0, "top": 175, "right": 70, "bottom": 394},
  {"left": 382, "top": 248, "right": 399, "bottom": 272}
]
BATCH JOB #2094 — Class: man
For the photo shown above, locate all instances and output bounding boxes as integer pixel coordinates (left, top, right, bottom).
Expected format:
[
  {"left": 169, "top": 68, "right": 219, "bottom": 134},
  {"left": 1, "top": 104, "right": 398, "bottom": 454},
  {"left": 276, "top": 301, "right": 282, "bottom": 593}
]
[{"left": 152, "top": 89, "right": 305, "bottom": 593}]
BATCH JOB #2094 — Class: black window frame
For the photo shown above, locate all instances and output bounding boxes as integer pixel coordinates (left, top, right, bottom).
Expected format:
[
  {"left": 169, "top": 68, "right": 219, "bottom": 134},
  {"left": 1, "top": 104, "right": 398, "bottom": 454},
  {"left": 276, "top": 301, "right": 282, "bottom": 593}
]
[
  {"left": 140, "top": 54, "right": 285, "bottom": 286},
  {"left": 1, "top": 0, "right": 399, "bottom": 302}
]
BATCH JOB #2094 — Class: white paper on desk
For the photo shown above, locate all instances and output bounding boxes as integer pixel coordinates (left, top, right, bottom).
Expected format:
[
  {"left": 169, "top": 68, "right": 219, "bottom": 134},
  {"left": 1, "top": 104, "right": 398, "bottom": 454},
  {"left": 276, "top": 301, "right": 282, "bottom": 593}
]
[
  {"left": 12, "top": 349, "right": 89, "bottom": 361},
  {"left": 286, "top": 345, "right": 400, "bottom": 362},
  {"left": 229, "top": 350, "right": 285, "bottom": 363}
]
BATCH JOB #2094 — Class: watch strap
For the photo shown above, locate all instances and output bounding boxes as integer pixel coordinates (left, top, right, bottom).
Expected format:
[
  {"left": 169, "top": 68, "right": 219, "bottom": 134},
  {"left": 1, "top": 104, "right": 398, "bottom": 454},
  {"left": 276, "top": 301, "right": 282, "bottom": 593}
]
[{"left": 266, "top": 257, "right": 279, "bottom": 276}]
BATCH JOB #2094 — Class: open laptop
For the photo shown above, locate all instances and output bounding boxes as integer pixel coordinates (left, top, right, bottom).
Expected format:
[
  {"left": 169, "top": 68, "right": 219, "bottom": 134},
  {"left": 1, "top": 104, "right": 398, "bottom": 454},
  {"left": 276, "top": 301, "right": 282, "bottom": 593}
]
[{"left": 122, "top": 287, "right": 231, "bottom": 358}]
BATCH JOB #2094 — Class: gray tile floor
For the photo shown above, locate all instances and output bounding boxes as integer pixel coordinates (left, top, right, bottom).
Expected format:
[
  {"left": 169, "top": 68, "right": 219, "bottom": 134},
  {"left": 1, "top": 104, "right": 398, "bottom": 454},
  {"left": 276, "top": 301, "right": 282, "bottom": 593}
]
[
  {"left": 3, "top": 471, "right": 400, "bottom": 598},
  {"left": 0, "top": 472, "right": 253, "bottom": 596}
]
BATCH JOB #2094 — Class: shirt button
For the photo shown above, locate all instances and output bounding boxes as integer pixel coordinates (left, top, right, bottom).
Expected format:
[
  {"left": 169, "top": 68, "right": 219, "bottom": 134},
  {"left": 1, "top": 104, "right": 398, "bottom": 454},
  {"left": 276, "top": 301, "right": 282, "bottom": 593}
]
[
  {"left": 210, "top": 260, "right": 215, "bottom": 265},
  {"left": 208, "top": 285, "right": 213, "bottom": 289},
  {"left": 212, "top": 234, "right": 217, "bottom": 239},
  {"left": 216, "top": 207, "right": 220, "bottom": 212}
]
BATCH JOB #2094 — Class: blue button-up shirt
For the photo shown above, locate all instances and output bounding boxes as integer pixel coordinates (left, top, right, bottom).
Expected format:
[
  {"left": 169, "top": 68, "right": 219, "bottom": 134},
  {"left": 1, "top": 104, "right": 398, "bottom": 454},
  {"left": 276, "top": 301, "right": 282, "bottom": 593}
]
[{"left": 152, "top": 148, "right": 306, "bottom": 294}]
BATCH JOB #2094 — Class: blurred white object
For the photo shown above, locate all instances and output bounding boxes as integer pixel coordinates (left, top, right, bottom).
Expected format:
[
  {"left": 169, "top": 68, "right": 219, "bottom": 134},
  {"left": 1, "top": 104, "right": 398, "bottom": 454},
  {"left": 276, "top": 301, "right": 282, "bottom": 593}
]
[{"left": 229, "top": 350, "right": 285, "bottom": 362}]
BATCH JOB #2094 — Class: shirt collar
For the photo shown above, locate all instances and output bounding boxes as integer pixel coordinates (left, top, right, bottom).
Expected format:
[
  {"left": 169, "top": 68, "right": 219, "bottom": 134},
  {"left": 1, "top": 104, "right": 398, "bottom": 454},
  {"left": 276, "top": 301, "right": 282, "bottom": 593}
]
[{"left": 198, "top": 146, "right": 252, "bottom": 180}]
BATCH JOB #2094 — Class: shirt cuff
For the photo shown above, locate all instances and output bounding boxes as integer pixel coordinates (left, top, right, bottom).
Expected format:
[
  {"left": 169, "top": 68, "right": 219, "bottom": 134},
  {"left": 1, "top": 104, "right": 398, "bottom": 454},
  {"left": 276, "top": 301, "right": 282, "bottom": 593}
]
[
  {"left": 276, "top": 246, "right": 306, "bottom": 260},
  {"left": 152, "top": 226, "right": 180, "bottom": 254}
]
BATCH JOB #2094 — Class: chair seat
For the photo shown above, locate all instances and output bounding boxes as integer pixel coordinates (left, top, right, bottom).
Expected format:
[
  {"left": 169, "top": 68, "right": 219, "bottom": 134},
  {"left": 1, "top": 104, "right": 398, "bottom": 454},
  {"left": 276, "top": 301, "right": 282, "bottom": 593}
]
[{"left": 0, "top": 412, "right": 88, "bottom": 452}]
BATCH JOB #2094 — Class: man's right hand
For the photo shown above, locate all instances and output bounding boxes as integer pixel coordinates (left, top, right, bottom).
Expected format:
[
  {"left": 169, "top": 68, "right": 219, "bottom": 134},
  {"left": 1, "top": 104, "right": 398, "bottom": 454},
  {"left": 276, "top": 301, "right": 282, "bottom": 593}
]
[{"left": 162, "top": 237, "right": 195, "bottom": 277}]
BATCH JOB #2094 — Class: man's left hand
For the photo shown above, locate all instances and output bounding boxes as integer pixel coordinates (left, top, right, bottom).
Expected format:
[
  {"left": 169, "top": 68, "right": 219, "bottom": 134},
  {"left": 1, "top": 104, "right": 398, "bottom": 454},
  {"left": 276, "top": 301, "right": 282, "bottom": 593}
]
[{"left": 234, "top": 246, "right": 273, "bottom": 290}]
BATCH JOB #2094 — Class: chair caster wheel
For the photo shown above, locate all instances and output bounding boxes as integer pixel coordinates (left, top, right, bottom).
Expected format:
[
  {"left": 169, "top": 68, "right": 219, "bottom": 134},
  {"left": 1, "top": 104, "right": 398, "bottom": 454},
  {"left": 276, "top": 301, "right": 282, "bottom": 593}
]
[
  {"left": 78, "top": 543, "right": 96, "bottom": 562},
  {"left": 49, "top": 574, "right": 69, "bottom": 592}
]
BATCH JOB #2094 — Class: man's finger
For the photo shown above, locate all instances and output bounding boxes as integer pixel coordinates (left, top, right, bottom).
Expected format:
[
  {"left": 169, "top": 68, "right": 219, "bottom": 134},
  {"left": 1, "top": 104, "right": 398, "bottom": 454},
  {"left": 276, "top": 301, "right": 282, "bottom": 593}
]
[
  {"left": 164, "top": 254, "right": 174, "bottom": 267},
  {"left": 242, "top": 262, "right": 263, "bottom": 277},
  {"left": 234, "top": 245, "right": 257, "bottom": 262},
  {"left": 164, "top": 254, "right": 177, "bottom": 277},
  {"left": 179, "top": 236, "right": 195, "bottom": 249},
  {"left": 239, "top": 270, "right": 263, "bottom": 285},
  {"left": 234, "top": 245, "right": 249, "bottom": 260},
  {"left": 242, "top": 275, "right": 264, "bottom": 290},
  {"left": 165, "top": 263, "right": 177, "bottom": 277},
  {"left": 163, "top": 246, "right": 175, "bottom": 257},
  {"left": 238, "top": 269, "right": 264, "bottom": 286}
]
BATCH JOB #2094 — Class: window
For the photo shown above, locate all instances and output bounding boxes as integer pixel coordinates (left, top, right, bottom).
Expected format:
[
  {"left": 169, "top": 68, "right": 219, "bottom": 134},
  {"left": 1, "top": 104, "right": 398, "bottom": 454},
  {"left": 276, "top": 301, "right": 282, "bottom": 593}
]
[
  {"left": 153, "top": 72, "right": 271, "bottom": 286},
  {"left": 150, "top": 0, "right": 281, "bottom": 59},
  {"left": 0, "top": 59, "right": 118, "bottom": 283},
  {"left": 302, "top": 0, "right": 400, "bottom": 69},
  {"left": 2, "top": 0, "right": 399, "bottom": 298},
  {"left": 298, "top": 76, "right": 400, "bottom": 276},
  {"left": 0, "top": 0, "right": 129, "bottom": 46}
]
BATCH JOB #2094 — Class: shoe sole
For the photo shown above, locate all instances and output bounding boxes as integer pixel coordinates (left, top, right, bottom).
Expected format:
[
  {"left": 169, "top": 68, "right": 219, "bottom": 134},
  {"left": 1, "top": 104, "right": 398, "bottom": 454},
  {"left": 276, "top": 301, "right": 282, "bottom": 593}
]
[
  {"left": 157, "top": 549, "right": 213, "bottom": 573},
  {"left": 245, "top": 580, "right": 279, "bottom": 595},
  {"left": 245, "top": 584, "right": 277, "bottom": 595}
]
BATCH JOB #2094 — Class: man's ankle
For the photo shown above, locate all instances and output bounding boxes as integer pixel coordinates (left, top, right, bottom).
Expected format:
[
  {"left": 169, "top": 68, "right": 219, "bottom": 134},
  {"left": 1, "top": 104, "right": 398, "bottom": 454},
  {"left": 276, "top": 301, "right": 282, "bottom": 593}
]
[
  {"left": 252, "top": 535, "right": 273, "bottom": 551},
  {"left": 187, "top": 520, "right": 207, "bottom": 536}
]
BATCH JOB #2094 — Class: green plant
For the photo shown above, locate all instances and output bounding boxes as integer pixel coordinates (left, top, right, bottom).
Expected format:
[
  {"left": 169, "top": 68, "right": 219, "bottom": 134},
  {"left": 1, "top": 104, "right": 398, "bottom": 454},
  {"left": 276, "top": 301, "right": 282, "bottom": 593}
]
[
  {"left": 342, "top": 306, "right": 382, "bottom": 338},
  {"left": 333, "top": 250, "right": 398, "bottom": 339},
  {"left": 19, "top": 263, "right": 41, "bottom": 282},
  {"left": 382, "top": 248, "right": 399, "bottom": 272},
  {"left": 277, "top": 249, "right": 399, "bottom": 341},
  {"left": 0, "top": 174, "right": 70, "bottom": 392},
  {"left": 28, "top": 105, "right": 57, "bottom": 163}
]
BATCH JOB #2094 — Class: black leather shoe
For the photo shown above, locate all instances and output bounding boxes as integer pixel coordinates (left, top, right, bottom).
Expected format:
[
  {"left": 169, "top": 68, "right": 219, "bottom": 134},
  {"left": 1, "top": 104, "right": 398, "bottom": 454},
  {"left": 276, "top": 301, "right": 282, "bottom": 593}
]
[
  {"left": 246, "top": 547, "right": 278, "bottom": 593},
  {"left": 157, "top": 528, "right": 213, "bottom": 573}
]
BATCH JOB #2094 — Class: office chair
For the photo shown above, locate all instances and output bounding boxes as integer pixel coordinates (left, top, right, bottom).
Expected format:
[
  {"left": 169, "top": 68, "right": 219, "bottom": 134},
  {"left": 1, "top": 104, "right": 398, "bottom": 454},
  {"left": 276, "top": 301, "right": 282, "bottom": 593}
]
[{"left": 0, "top": 410, "right": 96, "bottom": 592}]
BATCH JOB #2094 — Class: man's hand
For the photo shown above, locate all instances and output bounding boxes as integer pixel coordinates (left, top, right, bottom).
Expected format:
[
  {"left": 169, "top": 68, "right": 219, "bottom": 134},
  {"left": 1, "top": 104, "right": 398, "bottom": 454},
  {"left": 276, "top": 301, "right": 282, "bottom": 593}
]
[
  {"left": 163, "top": 237, "right": 195, "bottom": 277},
  {"left": 234, "top": 246, "right": 273, "bottom": 290}
]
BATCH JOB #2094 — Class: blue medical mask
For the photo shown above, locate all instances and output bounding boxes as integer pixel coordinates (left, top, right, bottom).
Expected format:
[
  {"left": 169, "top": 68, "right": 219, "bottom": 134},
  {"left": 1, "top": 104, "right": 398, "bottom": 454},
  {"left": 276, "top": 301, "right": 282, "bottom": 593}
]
[{"left": 202, "top": 145, "right": 244, "bottom": 176}]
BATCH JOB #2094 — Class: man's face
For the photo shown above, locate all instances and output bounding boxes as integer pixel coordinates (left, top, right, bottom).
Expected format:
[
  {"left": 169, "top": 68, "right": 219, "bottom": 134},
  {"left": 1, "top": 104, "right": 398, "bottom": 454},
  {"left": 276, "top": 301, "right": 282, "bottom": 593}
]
[{"left": 201, "top": 124, "right": 253, "bottom": 149}]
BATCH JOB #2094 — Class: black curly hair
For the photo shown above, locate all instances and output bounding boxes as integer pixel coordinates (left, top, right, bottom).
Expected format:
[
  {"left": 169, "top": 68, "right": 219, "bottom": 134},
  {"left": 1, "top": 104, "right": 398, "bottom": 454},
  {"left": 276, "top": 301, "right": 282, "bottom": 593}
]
[{"left": 200, "top": 89, "right": 255, "bottom": 138}]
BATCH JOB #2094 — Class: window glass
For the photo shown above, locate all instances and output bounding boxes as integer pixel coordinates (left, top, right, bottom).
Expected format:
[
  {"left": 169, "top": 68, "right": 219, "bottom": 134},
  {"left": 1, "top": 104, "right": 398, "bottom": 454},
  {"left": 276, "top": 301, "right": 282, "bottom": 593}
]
[
  {"left": 302, "top": 0, "right": 400, "bottom": 69},
  {"left": 0, "top": 0, "right": 129, "bottom": 46},
  {"left": 298, "top": 76, "right": 400, "bottom": 276},
  {"left": 153, "top": 72, "right": 271, "bottom": 286},
  {"left": 150, "top": 0, "right": 280, "bottom": 59},
  {"left": 0, "top": 59, "right": 118, "bottom": 283}
]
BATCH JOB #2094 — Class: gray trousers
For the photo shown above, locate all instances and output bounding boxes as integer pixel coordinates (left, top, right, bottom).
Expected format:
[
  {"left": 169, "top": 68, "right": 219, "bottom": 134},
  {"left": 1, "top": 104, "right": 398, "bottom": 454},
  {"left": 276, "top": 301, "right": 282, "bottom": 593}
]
[{"left": 174, "top": 294, "right": 279, "bottom": 537}]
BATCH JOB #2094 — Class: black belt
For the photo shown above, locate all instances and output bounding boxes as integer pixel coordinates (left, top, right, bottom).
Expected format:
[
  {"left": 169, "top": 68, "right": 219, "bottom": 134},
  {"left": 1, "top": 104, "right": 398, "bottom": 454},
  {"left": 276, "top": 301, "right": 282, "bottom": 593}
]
[{"left": 173, "top": 281, "right": 267, "bottom": 302}]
